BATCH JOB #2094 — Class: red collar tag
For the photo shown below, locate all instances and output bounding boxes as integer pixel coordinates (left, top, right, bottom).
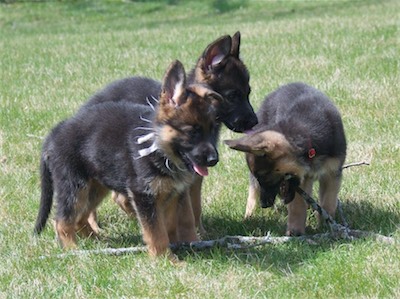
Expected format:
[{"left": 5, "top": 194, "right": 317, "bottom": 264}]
[{"left": 308, "top": 148, "right": 316, "bottom": 159}]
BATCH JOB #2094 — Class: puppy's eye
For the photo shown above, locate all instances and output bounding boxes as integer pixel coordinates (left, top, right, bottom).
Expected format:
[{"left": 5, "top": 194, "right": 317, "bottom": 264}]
[
  {"left": 190, "top": 125, "right": 202, "bottom": 139},
  {"left": 225, "top": 90, "right": 241, "bottom": 102},
  {"left": 182, "top": 125, "right": 201, "bottom": 139}
]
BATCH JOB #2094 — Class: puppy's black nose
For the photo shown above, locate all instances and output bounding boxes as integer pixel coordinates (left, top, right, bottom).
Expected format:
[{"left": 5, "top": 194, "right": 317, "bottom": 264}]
[
  {"left": 232, "top": 114, "right": 258, "bottom": 132},
  {"left": 207, "top": 152, "right": 218, "bottom": 167},
  {"left": 247, "top": 117, "right": 258, "bottom": 129}
]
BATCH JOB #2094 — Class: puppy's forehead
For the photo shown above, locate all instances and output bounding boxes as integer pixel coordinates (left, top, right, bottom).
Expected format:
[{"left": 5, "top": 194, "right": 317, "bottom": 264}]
[
  {"left": 183, "top": 89, "right": 216, "bottom": 120},
  {"left": 223, "top": 57, "right": 249, "bottom": 85},
  {"left": 181, "top": 100, "right": 215, "bottom": 125}
]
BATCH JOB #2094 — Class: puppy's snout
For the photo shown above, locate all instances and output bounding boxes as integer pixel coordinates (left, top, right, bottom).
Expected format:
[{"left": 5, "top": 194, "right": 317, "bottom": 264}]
[
  {"left": 206, "top": 150, "right": 219, "bottom": 167},
  {"left": 232, "top": 113, "right": 258, "bottom": 132},
  {"left": 193, "top": 144, "right": 219, "bottom": 167}
]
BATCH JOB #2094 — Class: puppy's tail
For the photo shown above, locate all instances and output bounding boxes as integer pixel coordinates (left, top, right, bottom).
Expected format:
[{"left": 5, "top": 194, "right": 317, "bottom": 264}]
[{"left": 34, "top": 153, "right": 53, "bottom": 234}]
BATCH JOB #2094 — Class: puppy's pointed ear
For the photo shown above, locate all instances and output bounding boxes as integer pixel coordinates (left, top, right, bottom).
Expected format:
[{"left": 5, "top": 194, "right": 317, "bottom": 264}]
[
  {"left": 224, "top": 131, "right": 292, "bottom": 159},
  {"left": 161, "top": 60, "right": 187, "bottom": 107},
  {"left": 202, "top": 35, "right": 232, "bottom": 71},
  {"left": 231, "top": 31, "right": 241, "bottom": 58},
  {"left": 224, "top": 134, "right": 267, "bottom": 156}
]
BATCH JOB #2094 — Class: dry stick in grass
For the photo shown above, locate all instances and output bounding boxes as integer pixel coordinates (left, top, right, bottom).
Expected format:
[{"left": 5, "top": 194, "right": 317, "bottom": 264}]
[
  {"left": 39, "top": 160, "right": 396, "bottom": 259},
  {"left": 342, "top": 161, "right": 370, "bottom": 169},
  {"left": 43, "top": 228, "right": 396, "bottom": 259}
]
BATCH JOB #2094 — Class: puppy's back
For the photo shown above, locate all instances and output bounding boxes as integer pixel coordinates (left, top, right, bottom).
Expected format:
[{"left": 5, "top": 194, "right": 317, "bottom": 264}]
[
  {"left": 80, "top": 77, "right": 161, "bottom": 111},
  {"left": 256, "top": 82, "right": 346, "bottom": 160}
]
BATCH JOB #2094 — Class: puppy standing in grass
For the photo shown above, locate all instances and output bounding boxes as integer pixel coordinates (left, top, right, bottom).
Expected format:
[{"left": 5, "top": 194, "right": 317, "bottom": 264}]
[
  {"left": 79, "top": 32, "right": 258, "bottom": 234},
  {"left": 34, "top": 61, "right": 222, "bottom": 259},
  {"left": 225, "top": 82, "right": 347, "bottom": 236}
]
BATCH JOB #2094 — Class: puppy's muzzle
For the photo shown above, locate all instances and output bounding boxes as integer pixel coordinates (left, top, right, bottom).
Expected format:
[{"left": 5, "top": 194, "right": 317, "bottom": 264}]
[{"left": 192, "top": 143, "right": 219, "bottom": 167}]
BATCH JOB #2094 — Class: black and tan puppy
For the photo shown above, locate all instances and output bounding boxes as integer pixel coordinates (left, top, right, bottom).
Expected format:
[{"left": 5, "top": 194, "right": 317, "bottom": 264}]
[
  {"left": 80, "top": 32, "right": 257, "bottom": 234},
  {"left": 225, "top": 82, "right": 346, "bottom": 236},
  {"left": 34, "top": 61, "right": 222, "bottom": 259}
]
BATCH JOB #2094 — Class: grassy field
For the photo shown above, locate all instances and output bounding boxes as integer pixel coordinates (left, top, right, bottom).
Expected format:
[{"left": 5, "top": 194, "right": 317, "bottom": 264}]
[{"left": 1, "top": 0, "right": 399, "bottom": 297}]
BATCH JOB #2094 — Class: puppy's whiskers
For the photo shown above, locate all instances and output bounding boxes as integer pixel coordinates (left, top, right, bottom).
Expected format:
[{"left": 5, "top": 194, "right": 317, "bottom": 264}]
[
  {"left": 165, "top": 157, "right": 187, "bottom": 173},
  {"left": 134, "top": 126, "right": 154, "bottom": 131},
  {"left": 150, "top": 95, "right": 159, "bottom": 103},
  {"left": 165, "top": 158, "right": 173, "bottom": 172},
  {"left": 136, "top": 132, "right": 155, "bottom": 145},
  {"left": 140, "top": 115, "right": 152, "bottom": 123},
  {"left": 134, "top": 142, "right": 158, "bottom": 160},
  {"left": 134, "top": 131, "right": 158, "bottom": 160},
  {"left": 146, "top": 97, "right": 155, "bottom": 111}
]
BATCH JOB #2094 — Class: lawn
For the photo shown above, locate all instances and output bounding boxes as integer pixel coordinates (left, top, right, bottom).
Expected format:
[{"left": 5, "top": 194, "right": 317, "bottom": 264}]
[{"left": 1, "top": 0, "right": 399, "bottom": 298}]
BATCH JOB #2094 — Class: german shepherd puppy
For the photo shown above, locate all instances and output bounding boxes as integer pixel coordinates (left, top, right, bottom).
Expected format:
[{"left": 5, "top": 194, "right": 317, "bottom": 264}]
[
  {"left": 79, "top": 32, "right": 257, "bottom": 234},
  {"left": 34, "top": 61, "right": 223, "bottom": 259},
  {"left": 225, "top": 82, "right": 346, "bottom": 236}
]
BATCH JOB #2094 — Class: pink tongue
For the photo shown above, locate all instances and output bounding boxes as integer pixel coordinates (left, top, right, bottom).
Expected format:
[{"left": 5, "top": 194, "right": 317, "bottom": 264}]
[{"left": 193, "top": 164, "right": 209, "bottom": 176}]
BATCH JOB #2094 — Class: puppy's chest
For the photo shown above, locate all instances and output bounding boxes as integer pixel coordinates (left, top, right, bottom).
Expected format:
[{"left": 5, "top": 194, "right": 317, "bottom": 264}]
[
  {"left": 131, "top": 131, "right": 194, "bottom": 197},
  {"left": 148, "top": 170, "right": 194, "bottom": 199}
]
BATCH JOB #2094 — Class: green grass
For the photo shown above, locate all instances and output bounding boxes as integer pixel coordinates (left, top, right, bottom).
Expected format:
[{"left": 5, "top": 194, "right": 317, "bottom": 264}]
[{"left": 1, "top": 0, "right": 399, "bottom": 297}]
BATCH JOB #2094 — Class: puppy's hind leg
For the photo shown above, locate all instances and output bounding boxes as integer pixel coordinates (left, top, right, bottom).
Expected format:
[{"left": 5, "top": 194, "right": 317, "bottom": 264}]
[
  {"left": 55, "top": 219, "right": 77, "bottom": 249},
  {"left": 286, "top": 176, "right": 313, "bottom": 236},
  {"left": 112, "top": 192, "right": 137, "bottom": 218},
  {"left": 85, "top": 181, "right": 109, "bottom": 235},
  {"left": 318, "top": 170, "right": 342, "bottom": 227},
  {"left": 54, "top": 184, "right": 83, "bottom": 249},
  {"left": 244, "top": 174, "right": 260, "bottom": 219}
]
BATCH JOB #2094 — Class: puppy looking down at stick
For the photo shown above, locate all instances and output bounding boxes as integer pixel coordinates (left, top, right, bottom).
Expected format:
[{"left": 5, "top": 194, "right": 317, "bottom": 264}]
[{"left": 225, "top": 82, "right": 347, "bottom": 236}]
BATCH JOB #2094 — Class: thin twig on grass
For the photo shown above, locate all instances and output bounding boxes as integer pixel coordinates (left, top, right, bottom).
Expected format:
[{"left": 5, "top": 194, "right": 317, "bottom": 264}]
[
  {"left": 39, "top": 229, "right": 396, "bottom": 259},
  {"left": 342, "top": 161, "right": 370, "bottom": 169}
]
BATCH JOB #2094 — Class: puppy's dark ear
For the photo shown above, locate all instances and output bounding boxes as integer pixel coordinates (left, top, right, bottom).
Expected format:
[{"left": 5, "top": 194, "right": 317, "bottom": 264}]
[
  {"left": 161, "top": 60, "right": 187, "bottom": 107},
  {"left": 231, "top": 31, "right": 241, "bottom": 58},
  {"left": 224, "top": 130, "right": 292, "bottom": 159},
  {"left": 202, "top": 35, "right": 232, "bottom": 71}
]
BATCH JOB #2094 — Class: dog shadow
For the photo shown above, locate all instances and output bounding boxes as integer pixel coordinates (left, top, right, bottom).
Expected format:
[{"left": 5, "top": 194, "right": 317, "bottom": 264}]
[
  {"left": 176, "top": 198, "right": 398, "bottom": 272},
  {"left": 94, "top": 197, "right": 397, "bottom": 272},
  {"left": 338, "top": 197, "right": 399, "bottom": 236}
]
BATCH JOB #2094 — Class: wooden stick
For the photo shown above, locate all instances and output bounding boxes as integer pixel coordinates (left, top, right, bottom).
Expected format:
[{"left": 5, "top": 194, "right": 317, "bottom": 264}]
[
  {"left": 39, "top": 245, "right": 147, "bottom": 259},
  {"left": 39, "top": 229, "right": 396, "bottom": 259},
  {"left": 342, "top": 161, "right": 370, "bottom": 169}
]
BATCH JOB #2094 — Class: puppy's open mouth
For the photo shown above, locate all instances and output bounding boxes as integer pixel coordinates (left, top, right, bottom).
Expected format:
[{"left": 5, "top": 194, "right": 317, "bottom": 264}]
[
  {"left": 279, "top": 176, "right": 300, "bottom": 204},
  {"left": 192, "top": 164, "right": 209, "bottom": 177},
  {"left": 181, "top": 153, "right": 209, "bottom": 177}
]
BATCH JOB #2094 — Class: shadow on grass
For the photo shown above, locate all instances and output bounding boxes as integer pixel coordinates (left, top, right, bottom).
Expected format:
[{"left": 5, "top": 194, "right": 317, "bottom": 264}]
[
  {"left": 339, "top": 197, "right": 400, "bottom": 236},
  {"left": 5, "top": 0, "right": 383, "bottom": 31},
  {"left": 268, "top": 0, "right": 380, "bottom": 20},
  {"left": 85, "top": 196, "right": 397, "bottom": 273},
  {"left": 178, "top": 198, "right": 397, "bottom": 271},
  {"left": 211, "top": 0, "right": 248, "bottom": 14}
]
